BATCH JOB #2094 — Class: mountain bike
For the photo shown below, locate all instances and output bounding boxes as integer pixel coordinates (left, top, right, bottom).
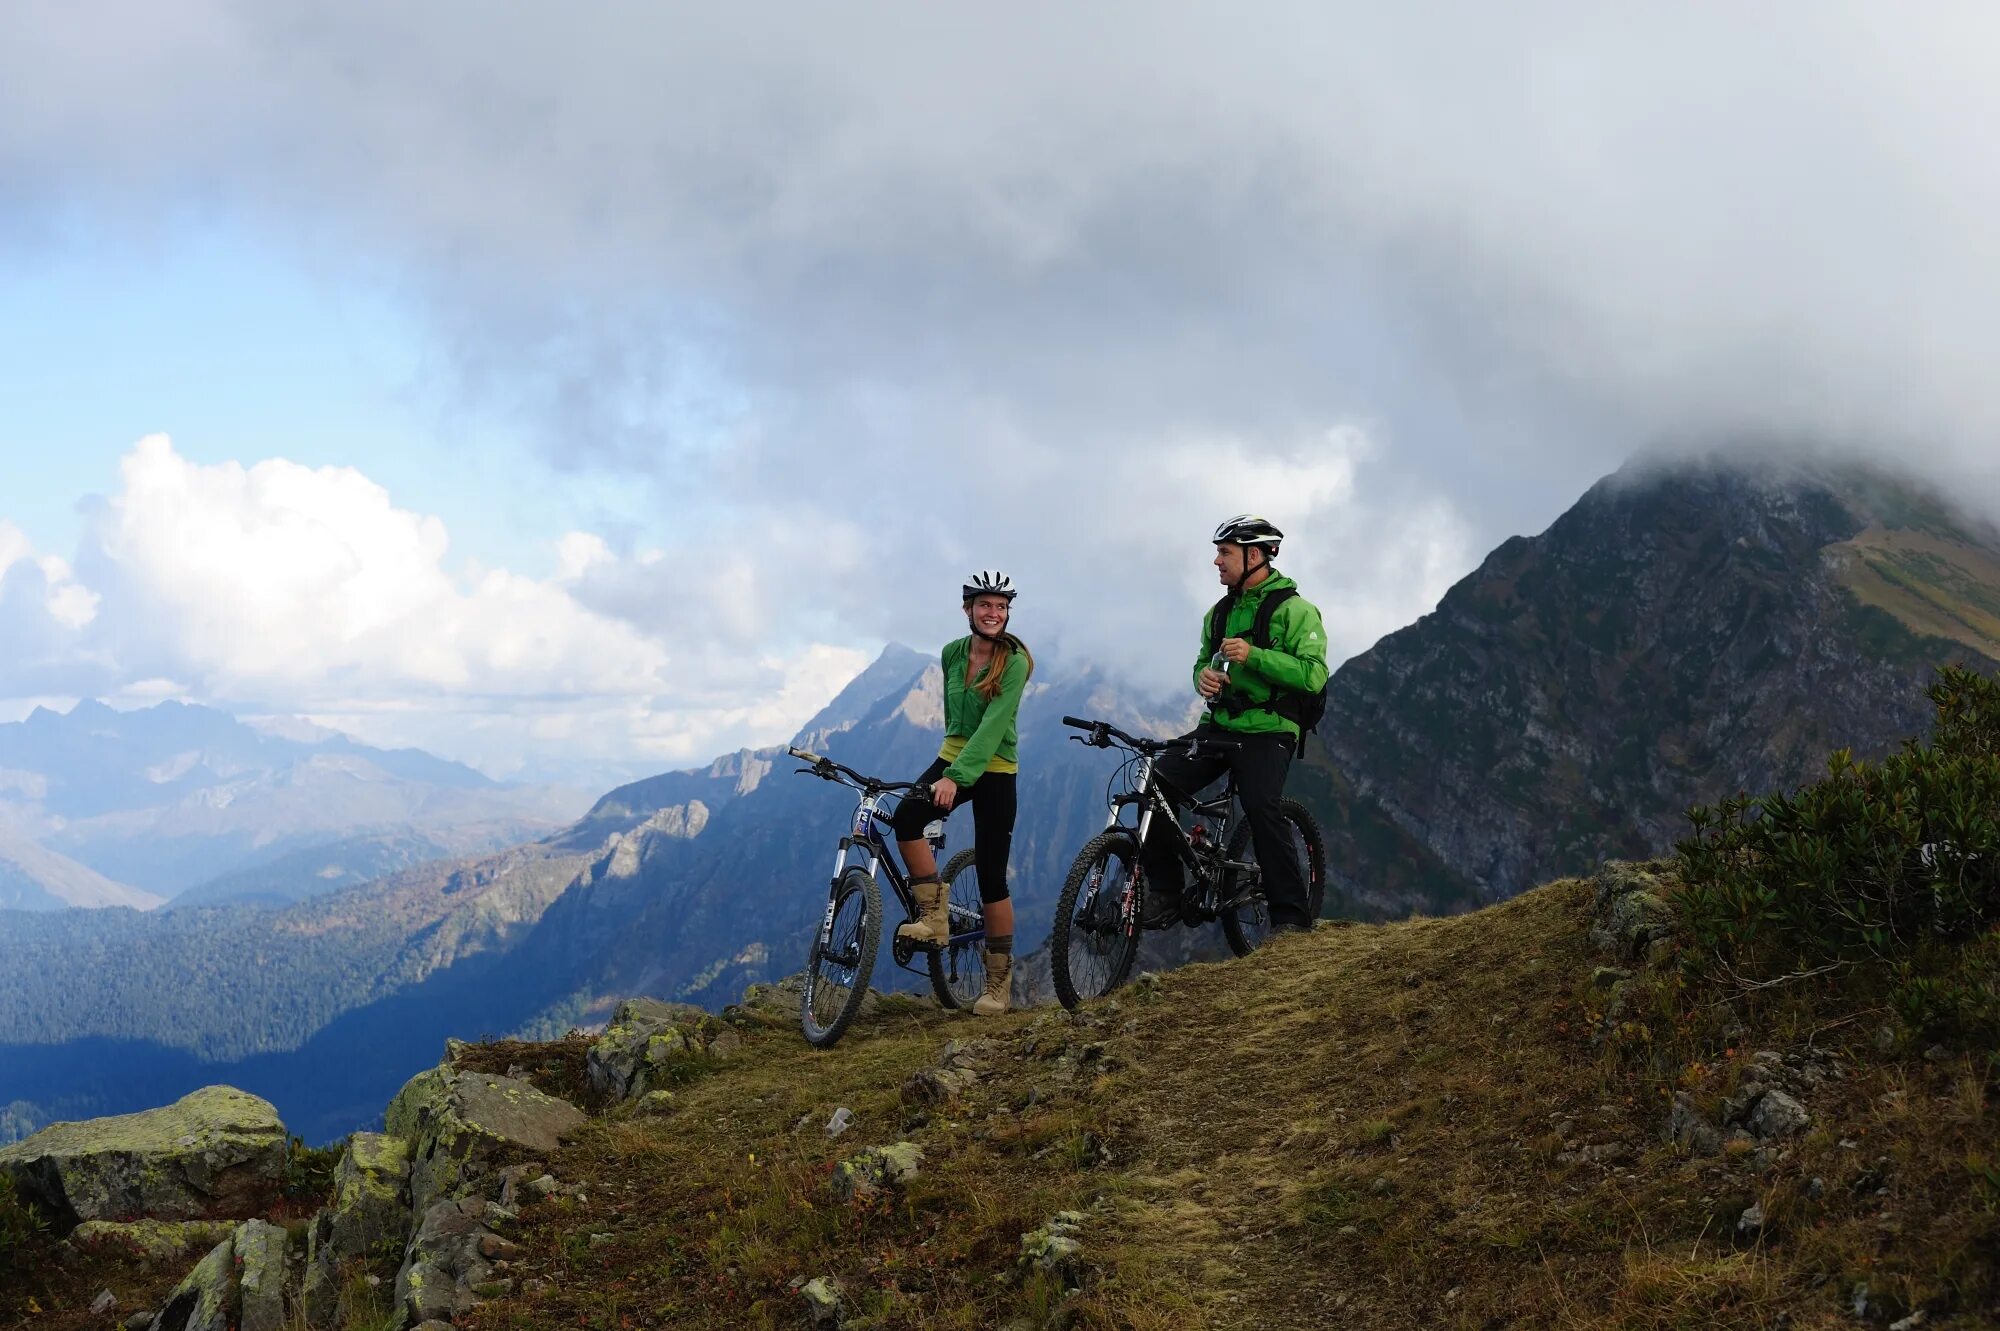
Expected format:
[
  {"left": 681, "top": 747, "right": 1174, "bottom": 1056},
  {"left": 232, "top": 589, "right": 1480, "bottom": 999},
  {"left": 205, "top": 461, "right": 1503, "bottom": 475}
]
[
  {"left": 788, "top": 746, "right": 988, "bottom": 1047},
  {"left": 1048, "top": 717, "right": 1327, "bottom": 1010}
]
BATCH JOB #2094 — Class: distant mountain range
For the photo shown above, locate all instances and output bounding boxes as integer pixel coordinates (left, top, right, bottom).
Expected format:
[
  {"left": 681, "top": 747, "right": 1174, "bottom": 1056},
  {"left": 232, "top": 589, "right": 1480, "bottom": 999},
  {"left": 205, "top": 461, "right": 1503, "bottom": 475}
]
[
  {"left": 0, "top": 699, "right": 585, "bottom": 907},
  {"left": 3, "top": 455, "right": 1998, "bottom": 1144}
]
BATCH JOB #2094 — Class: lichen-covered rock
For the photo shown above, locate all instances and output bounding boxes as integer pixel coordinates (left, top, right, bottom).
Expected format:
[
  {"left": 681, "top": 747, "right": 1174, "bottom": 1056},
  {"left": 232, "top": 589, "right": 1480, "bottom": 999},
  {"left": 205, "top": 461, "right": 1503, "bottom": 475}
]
[
  {"left": 386, "top": 1067, "right": 586, "bottom": 1216},
  {"left": 1588, "top": 861, "right": 1678, "bottom": 961},
  {"left": 830, "top": 1142, "right": 924, "bottom": 1201},
  {"left": 302, "top": 1129, "right": 411, "bottom": 1324},
  {"left": 65, "top": 1218, "right": 236, "bottom": 1265},
  {"left": 149, "top": 1232, "right": 236, "bottom": 1331},
  {"left": 586, "top": 997, "right": 745, "bottom": 1102},
  {"left": 396, "top": 1196, "right": 504, "bottom": 1325},
  {"left": 234, "top": 1219, "right": 288, "bottom": 1331},
  {"left": 0, "top": 1086, "right": 285, "bottom": 1227},
  {"left": 904, "top": 1038, "right": 995, "bottom": 1105},
  {"left": 800, "top": 1276, "right": 843, "bottom": 1327},
  {"left": 1019, "top": 1211, "right": 1088, "bottom": 1286}
]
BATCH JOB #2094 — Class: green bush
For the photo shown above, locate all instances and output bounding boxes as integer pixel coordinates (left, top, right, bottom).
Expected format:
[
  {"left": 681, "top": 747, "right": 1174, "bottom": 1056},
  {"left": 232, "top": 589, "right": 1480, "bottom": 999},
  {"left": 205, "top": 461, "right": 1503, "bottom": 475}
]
[
  {"left": 0, "top": 1172, "right": 47, "bottom": 1276},
  {"left": 284, "top": 1134, "right": 346, "bottom": 1204},
  {"left": 1677, "top": 666, "right": 2000, "bottom": 967}
]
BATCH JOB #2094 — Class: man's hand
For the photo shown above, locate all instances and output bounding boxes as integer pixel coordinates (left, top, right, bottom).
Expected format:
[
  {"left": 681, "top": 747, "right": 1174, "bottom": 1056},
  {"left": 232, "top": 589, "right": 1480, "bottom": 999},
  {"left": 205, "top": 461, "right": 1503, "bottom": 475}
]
[
  {"left": 929, "top": 776, "right": 959, "bottom": 811},
  {"left": 1197, "top": 668, "right": 1227, "bottom": 698},
  {"left": 1218, "top": 636, "right": 1252, "bottom": 665}
]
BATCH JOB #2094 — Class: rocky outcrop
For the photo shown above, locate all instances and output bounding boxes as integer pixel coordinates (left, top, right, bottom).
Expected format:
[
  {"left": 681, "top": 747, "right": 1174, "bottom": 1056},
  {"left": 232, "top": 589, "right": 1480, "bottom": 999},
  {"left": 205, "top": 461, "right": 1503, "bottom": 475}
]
[
  {"left": 386, "top": 1066, "right": 587, "bottom": 1217},
  {"left": 0, "top": 1086, "right": 285, "bottom": 1227},
  {"left": 146, "top": 1217, "right": 290, "bottom": 1331},
  {"left": 301, "top": 1133, "right": 412, "bottom": 1327},
  {"left": 586, "top": 997, "right": 745, "bottom": 1102},
  {"left": 380, "top": 1063, "right": 586, "bottom": 1324},
  {"left": 1588, "top": 861, "right": 1677, "bottom": 961}
]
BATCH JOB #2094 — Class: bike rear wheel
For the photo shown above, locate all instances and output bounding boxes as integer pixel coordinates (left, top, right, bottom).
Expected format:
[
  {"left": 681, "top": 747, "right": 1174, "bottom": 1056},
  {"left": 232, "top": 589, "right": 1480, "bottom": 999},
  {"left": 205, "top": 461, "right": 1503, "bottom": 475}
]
[
  {"left": 1220, "top": 798, "right": 1327, "bottom": 956},
  {"left": 801, "top": 867, "right": 882, "bottom": 1048},
  {"left": 927, "top": 847, "right": 987, "bottom": 1009},
  {"left": 1051, "top": 831, "right": 1142, "bottom": 1010}
]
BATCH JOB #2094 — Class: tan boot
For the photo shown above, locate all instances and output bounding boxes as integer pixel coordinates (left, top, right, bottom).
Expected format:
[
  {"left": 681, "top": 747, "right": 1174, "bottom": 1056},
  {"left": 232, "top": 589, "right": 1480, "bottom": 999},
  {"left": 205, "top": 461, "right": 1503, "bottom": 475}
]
[
  {"left": 896, "top": 877, "right": 950, "bottom": 947},
  {"left": 972, "top": 949, "right": 1013, "bottom": 1016}
]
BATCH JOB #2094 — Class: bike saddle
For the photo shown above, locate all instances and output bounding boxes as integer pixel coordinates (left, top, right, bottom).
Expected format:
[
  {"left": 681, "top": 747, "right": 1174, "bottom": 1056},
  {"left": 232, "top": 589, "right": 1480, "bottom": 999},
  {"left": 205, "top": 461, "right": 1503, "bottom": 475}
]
[{"left": 1191, "top": 795, "right": 1233, "bottom": 817}]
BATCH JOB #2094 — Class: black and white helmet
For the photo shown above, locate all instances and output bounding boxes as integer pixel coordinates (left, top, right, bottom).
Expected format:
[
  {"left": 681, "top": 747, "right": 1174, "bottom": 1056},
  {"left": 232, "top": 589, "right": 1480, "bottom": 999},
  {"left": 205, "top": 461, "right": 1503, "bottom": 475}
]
[
  {"left": 1212, "top": 514, "right": 1284, "bottom": 554},
  {"left": 962, "top": 570, "right": 1019, "bottom": 602}
]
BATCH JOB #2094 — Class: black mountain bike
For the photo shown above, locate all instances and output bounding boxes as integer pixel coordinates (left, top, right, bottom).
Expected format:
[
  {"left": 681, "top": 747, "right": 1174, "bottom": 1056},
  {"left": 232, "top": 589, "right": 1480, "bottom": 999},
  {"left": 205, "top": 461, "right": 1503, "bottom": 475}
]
[
  {"left": 1049, "top": 716, "right": 1327, "bottom": 1010},
  {"left": 789, "top": 746, "right": 988, "bottom": 1047}
]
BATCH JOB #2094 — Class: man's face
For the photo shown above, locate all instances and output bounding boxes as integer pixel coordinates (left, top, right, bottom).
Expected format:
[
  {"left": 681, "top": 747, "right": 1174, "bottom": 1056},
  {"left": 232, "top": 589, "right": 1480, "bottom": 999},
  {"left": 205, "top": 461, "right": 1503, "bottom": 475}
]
[{"left": 1213, "top": 543, "right": 1248, "bottom": 584}]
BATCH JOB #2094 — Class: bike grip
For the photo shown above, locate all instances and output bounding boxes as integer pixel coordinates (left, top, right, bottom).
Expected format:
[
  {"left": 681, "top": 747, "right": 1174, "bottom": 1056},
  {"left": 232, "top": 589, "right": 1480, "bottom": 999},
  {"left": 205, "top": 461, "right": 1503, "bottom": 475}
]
[
  {"left": 1061, "top": 716, "right": 1091, "bottom": 729},
  {"left": 787, "top": 746, "right": 819, "bottom": 762}
]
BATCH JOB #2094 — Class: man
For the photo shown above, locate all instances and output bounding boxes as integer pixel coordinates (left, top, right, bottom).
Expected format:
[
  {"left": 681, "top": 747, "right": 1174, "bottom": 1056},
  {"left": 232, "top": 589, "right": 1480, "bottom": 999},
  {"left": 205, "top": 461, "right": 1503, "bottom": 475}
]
[{"left": 1141, "top": 514, "right": 1329, "bottom": 932}]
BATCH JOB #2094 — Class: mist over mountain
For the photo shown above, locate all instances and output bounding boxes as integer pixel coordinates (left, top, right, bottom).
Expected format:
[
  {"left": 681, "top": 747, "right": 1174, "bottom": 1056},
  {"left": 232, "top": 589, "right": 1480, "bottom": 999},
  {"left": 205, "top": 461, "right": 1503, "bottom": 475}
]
[
  {"left": 4, "top": 456, "right": 1997, "bottom": 1144},
  {"left": 0, "top": 699, "right": 586, "bottom": 906}
]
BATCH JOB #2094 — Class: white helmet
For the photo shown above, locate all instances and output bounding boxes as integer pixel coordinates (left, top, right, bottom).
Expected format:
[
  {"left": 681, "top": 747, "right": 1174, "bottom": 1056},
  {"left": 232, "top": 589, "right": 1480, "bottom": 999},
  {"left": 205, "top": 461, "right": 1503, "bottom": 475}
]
[{"left": 961, "top": 570, "right": 1019, "bottom": 602}]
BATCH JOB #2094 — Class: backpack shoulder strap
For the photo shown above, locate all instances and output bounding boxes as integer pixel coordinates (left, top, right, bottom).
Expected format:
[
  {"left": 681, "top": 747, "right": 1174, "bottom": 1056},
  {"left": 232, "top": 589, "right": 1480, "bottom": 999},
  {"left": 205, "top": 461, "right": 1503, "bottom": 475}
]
[
  {"left": 1205, "top": 596, "right": 1233, "bottom": 656},
  {"left": 1250, "top": 586, "right": 1298, "bottom": 649}
]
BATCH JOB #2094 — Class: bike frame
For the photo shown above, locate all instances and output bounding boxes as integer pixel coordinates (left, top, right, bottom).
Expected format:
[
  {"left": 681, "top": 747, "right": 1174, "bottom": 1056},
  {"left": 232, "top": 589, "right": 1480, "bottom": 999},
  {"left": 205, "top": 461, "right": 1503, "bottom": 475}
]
[
  {"left": 1101, "top": 753, "right": 1257, "bottom": 908},
  {"left": 816, "top": 779, "right": 984, "bottom": 966}
]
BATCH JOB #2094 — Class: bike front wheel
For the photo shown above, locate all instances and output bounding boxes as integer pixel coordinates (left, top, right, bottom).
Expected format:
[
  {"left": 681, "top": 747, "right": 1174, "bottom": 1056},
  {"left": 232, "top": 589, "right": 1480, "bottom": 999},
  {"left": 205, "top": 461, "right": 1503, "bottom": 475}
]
[
  {"left": 801, "top": 866, "right": 882, "bottom": 1048},
  {"left": 1220, "top": 798, "right": 1327, "bottom": 956},
  {"left": 1051, "top": 830, "right": 1142, "bottom": 1010},
  {"left": 927, "top": 847, "right": 988, "bottom": 1009}
]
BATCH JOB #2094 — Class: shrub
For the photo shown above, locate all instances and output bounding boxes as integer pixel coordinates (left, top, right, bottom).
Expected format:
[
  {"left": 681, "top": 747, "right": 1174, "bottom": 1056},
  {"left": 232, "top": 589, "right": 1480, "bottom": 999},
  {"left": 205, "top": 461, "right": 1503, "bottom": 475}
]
[
  {"left": 1677, "top": 665, "right": 2000, "bottom": 967},
  {"left": 0, "top": 1172, "right": 47, "bottom": 1276}
]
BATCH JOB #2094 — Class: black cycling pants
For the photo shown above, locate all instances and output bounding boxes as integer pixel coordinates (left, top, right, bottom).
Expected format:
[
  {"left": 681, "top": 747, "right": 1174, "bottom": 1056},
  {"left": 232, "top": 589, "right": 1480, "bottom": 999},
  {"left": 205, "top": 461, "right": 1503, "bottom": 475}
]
[
  {"left": 889, "top": 759, "right": 1015, "bottom": 904},
  {"left": 1138, "top": 725, "right": 1311, "bottom": 929}
]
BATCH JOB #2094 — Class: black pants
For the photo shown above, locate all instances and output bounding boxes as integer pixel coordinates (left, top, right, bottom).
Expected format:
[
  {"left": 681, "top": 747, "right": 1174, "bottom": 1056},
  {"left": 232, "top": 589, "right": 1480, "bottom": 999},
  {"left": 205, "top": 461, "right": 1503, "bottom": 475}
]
[
  {"left": 1139, "top": 725, "right": 1311, "bottom": 928},
  {"left": 890, "top": 759, "right": 1016, "bottom": 904}
]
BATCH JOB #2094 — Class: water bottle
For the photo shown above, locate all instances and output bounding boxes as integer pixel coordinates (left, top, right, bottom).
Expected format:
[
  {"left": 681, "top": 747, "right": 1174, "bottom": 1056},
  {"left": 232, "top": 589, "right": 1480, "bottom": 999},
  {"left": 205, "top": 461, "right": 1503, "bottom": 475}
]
[{"left": 923, "top": 818, "right": 948, "bottom": 853}]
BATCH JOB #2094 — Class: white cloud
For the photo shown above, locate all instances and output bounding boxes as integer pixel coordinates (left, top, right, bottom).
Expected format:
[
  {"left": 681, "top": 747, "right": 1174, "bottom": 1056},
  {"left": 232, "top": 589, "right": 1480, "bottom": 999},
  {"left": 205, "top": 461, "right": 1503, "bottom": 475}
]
[{"left": 7, "top": 438, "right": 868, "bottom": 781}]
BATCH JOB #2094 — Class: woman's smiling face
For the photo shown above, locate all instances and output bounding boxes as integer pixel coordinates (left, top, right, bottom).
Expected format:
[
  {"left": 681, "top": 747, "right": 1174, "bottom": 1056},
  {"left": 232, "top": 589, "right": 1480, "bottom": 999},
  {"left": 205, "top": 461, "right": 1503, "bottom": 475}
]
[{"left": 967, "top": 594, "right": 1010, "bottom": 634}]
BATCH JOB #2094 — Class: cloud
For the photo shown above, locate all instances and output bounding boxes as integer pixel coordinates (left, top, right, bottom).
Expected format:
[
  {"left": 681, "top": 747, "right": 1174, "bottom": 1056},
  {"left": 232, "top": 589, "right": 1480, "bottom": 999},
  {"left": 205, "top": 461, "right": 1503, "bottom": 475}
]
[
  {"left": 15, "top": 437, "right": 865, "bottom": 779},
  {"left": 10, "top": 5, "right": 2000, "bottom": 765}
]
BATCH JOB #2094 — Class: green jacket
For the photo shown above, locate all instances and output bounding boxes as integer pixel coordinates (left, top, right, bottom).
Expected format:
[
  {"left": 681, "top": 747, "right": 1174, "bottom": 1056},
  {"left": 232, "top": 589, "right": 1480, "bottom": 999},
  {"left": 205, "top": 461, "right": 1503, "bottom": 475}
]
[
  {"left": 1193, "top": 572, "right": 1329, "bottom": 740},
  {"left": 940, "top": 635, "right": 1032, "bottom": 786}
]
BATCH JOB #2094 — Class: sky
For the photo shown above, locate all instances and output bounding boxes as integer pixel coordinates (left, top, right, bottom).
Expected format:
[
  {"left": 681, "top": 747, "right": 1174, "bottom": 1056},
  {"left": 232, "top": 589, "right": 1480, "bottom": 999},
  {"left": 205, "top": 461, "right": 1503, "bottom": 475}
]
[{"left": 5, "top": 3, "right": 2000, "bottom": 787}]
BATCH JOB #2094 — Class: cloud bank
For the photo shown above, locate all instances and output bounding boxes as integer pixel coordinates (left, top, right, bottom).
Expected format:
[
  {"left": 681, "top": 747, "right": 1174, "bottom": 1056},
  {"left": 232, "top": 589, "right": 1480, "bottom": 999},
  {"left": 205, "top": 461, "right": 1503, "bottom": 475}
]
[{"left": 8, "top": 4, "right": 2000, "bottom": 776}]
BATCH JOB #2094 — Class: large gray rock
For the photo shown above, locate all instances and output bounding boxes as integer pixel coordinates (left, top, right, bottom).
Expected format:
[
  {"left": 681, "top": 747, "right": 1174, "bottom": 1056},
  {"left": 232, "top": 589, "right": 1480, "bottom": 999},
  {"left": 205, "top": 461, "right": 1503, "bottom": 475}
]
[
  {"left": 386, "top": 1067, "right": 586, "bottom": 1216},
  {"left": 302, "top": 1133, "right": 411, "bottom": 1327},
  {"left": 587, "top": 997, "right": 745, "bottom": 1102},
  {"left": 149, "top": 1232, "right": 236, "bottom": 1331},
  {"left": 234, "top": 1219, "right": 288, "bottom": 1331},
  {"left": 0, "top": 1086, "right": 286, "bottom": 1227}
]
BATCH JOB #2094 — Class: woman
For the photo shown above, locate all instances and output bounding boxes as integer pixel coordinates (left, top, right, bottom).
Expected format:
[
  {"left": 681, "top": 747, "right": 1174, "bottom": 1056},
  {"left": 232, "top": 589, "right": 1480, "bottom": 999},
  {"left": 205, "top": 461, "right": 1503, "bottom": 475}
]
[{"left": 893, "top": 570, "right": 1033, "bottom": 1016}]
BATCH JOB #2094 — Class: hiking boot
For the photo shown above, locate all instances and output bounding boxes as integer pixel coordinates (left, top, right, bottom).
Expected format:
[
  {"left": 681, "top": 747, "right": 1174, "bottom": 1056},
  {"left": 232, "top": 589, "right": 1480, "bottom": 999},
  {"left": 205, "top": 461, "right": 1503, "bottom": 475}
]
[
  {"left": 1139, "top": 888, "right": 1184, "bottom": 930},
  {"left": 896, "top": 877, "right": 949, "bottom": 947},
  {"left": 972, "top": 949, "right": 1013, "bottom": 1016}
]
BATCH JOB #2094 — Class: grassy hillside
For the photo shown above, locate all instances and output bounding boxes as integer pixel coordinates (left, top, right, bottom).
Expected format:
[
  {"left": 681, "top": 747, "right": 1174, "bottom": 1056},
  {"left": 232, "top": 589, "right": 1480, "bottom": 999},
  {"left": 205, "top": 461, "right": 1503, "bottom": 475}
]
[{"left": 5, "top": 868, "right": 1995, "bottom": 1329}]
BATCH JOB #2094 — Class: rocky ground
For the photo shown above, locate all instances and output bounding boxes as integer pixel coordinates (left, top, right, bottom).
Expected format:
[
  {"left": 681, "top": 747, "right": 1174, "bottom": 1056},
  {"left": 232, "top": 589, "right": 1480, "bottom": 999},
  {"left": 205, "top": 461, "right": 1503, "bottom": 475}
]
[{"left": 2, "top": 863, "right": 1994, "bottom": 1330}]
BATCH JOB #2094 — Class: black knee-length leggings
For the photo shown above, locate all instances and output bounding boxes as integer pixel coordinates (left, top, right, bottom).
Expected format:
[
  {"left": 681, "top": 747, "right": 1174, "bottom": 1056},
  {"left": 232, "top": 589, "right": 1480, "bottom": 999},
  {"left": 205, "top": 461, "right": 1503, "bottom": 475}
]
[{"left": 888, "top": 758, "right": 1016, "bottom": 904}]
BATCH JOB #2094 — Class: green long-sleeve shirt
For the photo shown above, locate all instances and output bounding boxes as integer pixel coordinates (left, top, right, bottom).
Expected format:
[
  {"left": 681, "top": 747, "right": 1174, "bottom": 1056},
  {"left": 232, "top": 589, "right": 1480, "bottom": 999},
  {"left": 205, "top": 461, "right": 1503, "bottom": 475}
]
[
  {"left": 939, "top": 635, "right": 1032, "bottom": 786},
  {"left": 1193, "top": 572, "right": 1329, "bottom": 740}
]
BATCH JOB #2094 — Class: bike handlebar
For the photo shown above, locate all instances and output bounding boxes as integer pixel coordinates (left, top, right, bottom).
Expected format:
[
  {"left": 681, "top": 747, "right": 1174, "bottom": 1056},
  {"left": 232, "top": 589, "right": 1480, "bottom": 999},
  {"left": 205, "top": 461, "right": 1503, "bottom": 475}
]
[
  {"left": 1060, "top": 716, "right": 1240, "bottom": 755},
  {"left": 788, "top": 746, "right": 931, "bottom": 797}
]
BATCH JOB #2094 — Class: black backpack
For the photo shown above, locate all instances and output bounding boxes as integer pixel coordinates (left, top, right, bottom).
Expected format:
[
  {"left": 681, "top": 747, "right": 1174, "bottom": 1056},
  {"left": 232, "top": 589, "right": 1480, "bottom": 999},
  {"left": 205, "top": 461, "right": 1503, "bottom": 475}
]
[{"left": 1205, "top": 587, "right": 1328, "bottom": 748}]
